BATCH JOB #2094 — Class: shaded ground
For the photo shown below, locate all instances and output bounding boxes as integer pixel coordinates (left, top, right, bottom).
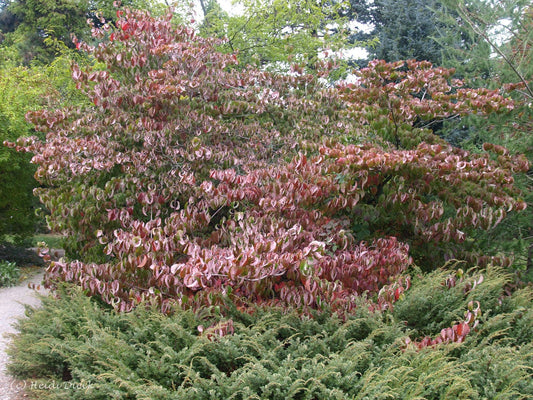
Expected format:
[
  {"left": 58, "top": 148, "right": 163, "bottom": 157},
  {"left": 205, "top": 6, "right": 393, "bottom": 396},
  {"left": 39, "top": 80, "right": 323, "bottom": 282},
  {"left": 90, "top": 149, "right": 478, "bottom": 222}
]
[{"left": 0, "top": 245, "right": 45, "bottom": 268}]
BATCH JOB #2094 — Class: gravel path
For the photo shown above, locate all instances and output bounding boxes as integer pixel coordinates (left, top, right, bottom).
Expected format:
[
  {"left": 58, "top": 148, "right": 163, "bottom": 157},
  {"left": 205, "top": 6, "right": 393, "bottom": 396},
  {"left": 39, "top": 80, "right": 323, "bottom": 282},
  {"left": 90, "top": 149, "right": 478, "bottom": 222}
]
[{"left": 0, "top": 271, "right": 48, "bottom": 400}]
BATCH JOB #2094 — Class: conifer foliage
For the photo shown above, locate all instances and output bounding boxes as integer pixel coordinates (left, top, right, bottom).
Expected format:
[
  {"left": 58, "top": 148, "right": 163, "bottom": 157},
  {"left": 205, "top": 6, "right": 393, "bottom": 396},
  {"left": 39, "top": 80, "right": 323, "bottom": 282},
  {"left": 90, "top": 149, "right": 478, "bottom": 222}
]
[{"left": 13, "top": 9, "right": 528, "bottom": 314}]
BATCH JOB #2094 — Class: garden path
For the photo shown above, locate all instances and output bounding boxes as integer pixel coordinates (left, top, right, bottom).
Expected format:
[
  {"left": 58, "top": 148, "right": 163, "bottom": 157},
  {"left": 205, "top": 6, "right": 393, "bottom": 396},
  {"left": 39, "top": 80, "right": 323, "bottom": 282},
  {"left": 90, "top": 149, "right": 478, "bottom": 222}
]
[{"left": 0, "top": 270, "right": 48, "bottom": 399}]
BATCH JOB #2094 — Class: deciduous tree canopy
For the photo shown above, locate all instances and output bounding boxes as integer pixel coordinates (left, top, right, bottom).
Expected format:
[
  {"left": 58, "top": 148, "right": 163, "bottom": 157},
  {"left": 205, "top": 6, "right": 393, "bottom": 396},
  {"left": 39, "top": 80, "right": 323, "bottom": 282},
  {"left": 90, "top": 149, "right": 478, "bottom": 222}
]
[{"left": 13, "top": 9, "right": 528, "bottom": 314}]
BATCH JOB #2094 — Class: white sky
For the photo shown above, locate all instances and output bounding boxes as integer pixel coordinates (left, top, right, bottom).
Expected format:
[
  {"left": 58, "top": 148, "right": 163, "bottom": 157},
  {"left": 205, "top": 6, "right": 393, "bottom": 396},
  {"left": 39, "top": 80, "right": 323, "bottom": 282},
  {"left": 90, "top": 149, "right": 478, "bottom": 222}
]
[
  {"left": 181, "top": 0, "right": 242, "bottom": 17},
  {"left": 218, "top": 0, "right": 243, "bottom": 16}
]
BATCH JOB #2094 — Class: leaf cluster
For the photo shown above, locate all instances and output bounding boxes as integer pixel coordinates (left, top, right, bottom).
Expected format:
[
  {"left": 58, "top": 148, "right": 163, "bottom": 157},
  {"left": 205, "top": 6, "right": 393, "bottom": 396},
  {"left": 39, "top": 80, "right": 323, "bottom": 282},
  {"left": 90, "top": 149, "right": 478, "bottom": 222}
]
[{"left": 0, "top": 259, "right": 19, "bottom": 286}]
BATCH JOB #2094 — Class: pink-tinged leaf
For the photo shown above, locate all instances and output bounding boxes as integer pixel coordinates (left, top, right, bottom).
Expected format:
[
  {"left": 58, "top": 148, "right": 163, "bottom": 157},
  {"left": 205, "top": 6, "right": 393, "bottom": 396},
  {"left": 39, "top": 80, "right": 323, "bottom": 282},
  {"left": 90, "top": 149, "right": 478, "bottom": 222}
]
[
  {"left": 455, "top": 322, "right": 470, "bottom": 338},
  {"left": 132, "top": 236, "right": 142, "bottom": 248},
  {"left": 394, "top": 287, "right": 402, "bottom": 301},
  {"left": 138, "top": 255, "right": 149, "bottom": 269}
]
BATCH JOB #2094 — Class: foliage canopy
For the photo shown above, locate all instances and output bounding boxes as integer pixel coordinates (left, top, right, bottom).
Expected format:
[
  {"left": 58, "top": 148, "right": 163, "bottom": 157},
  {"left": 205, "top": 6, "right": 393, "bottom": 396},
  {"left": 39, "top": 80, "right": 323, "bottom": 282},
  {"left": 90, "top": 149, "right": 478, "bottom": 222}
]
[
  {"left": 14, "top": 9, "right": 528, "bottom": 314},
  {"left": 0, "top": 0, "right": 170, "bottom": 64}
]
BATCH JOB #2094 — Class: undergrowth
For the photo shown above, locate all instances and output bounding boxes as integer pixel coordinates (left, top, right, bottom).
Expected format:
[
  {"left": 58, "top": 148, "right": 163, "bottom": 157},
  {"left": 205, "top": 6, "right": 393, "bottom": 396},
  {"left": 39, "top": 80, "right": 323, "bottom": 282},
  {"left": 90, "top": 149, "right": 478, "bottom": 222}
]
[
  {"left": 7, "top": 266, "right": 533, "bottom": 399},
  {"left": 0, "top": 260, "right": 20, "bottom": 287},
  {"left": 0, "top": 242, "right": 44, "bottom": 267}
]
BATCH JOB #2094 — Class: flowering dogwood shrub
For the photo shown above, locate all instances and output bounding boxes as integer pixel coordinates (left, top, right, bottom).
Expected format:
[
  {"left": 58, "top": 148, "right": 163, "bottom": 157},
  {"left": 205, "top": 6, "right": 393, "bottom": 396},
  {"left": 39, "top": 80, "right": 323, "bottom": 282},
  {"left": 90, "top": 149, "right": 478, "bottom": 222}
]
[
  {"left": 13, "top": 9, "right": 528, "bottom": 313},
  {"left": 340, "top": 59, "right": 517, "bottom": 149}
]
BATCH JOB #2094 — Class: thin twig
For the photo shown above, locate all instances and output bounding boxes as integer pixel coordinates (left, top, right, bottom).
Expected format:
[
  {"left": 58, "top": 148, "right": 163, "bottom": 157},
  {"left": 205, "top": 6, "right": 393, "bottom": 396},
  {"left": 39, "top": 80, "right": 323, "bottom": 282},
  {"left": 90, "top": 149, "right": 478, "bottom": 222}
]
[{"left": 458, "top": 4, "right": 533, "bottom": 100}]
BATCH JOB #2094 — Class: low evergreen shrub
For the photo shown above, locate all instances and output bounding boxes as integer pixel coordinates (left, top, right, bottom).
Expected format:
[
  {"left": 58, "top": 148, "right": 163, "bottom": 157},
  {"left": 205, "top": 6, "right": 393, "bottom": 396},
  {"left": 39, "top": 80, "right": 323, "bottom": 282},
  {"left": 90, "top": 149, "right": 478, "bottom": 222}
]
[
  {"left": 8, "top": 267, "right": 533, "bottom": 399},
  {"left": 392, "top": 264, "right": 512, "bottom": 337}
]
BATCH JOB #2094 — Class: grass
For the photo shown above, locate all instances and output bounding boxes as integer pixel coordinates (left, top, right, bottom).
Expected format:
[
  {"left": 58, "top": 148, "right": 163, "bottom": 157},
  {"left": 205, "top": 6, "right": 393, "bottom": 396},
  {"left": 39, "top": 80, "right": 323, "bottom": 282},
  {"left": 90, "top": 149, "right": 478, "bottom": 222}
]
[
  {"left": 30, "top": 234, "right": 65, "bottom": 249},
  {"left": 2, "top": 233, "right": 64, "bottom": 249}
]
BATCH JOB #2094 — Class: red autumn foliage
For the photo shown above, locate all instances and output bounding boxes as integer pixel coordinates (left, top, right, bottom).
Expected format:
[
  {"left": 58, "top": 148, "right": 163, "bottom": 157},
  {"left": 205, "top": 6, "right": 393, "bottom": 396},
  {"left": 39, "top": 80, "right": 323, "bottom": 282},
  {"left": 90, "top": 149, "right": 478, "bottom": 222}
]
[
  {"left": 405, "top": 272, "right": 484, "bottom": 349},
  {"left": 13, "top": 9, "right": 528, "bottom": 314},
  {"left": 406, "top": 301, "right": 481, "bottom": 349},
  {"left": 340, "top": 59, "right": 516, "bottom": 149}
]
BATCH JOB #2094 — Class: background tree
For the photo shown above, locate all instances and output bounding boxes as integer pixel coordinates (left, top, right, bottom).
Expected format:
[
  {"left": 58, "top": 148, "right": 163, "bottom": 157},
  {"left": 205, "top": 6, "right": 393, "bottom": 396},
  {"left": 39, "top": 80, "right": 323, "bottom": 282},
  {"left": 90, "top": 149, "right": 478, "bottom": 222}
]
[
  {"left": 0, "top": 1, "right": 94, "bottom": 246},
  {"left": 198, "top": 0, "right": 355, "bottom": 74},
  {"left": 454, "top": 0, "right": 532, "bottom": 96},
  {"left": 346, "top": 0, "right": 466, "bottom": 66},
  {"left": 436, "top": 1, "right": 533, "bottom": 273},
  {"left": 0, "top": 63, "right": 62, "bottom": 243},
  {"left": 0, "top": 0, "right": 168, "bottom": 64}
]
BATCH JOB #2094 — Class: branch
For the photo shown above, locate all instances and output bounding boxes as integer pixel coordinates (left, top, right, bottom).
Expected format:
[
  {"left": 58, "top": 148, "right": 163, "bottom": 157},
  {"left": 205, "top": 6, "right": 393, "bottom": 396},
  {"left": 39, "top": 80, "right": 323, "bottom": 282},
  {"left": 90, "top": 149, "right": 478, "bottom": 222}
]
[
  {"left": 199, "top": 0, "right": 208, "bottom": 17},
  {"left": 388, "top": 99, "right": 400, "bottom": 149},
  {"left": 417, "top": 114, "right": 461, "bottom": 129},
  {"left": 458, "top": 4, "right": 533, "bottom": 100},
  {"left": 228, "top": 12, "right": 256, "bottom": 47}
]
